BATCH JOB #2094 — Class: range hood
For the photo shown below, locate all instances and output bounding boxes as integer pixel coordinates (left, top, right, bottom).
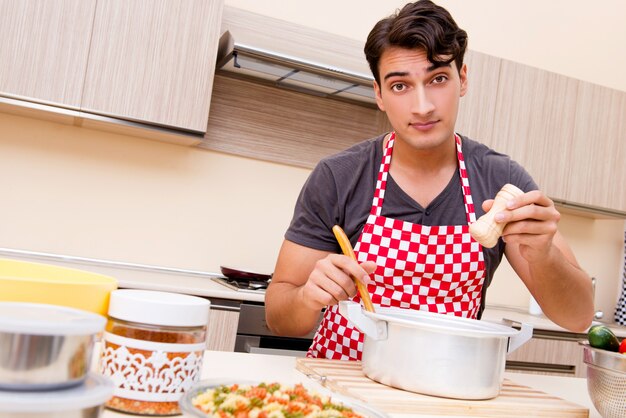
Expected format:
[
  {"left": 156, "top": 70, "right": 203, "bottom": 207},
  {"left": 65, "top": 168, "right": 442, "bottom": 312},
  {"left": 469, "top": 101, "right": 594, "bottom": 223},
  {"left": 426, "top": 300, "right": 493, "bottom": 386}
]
[{"left": 216, "top": 30, "right": 376, "bottom": 105}]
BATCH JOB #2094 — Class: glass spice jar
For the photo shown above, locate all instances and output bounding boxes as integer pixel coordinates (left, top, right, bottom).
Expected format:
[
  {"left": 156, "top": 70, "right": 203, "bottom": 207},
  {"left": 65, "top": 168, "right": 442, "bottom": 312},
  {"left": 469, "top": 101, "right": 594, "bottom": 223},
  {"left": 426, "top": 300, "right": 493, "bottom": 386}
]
[{"left": 99, "top": 289, "right": 211, "bottom": 416}]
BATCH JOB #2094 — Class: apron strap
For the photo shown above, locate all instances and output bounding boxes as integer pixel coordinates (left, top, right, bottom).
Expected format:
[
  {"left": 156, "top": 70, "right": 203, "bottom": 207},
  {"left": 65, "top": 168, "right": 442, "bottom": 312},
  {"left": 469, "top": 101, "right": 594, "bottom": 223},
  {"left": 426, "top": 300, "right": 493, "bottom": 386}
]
[{"left": 370, "top": 132, "right": 477, "bottom": 224}]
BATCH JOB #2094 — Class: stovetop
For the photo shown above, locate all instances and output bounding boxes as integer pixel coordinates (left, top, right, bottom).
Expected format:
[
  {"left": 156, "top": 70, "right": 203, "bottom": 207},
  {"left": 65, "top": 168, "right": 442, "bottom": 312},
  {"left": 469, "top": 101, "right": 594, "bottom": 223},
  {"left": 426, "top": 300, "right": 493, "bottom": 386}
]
[{"left": 211, "top": 276, "right": 268, "bottom": 293}]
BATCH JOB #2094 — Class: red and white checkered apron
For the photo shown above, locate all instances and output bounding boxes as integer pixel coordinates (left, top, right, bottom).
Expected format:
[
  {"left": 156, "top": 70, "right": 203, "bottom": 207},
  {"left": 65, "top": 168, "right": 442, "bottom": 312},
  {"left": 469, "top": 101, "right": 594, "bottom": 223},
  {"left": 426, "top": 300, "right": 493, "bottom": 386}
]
[{"left": 307, "top": 132, "right": 486, "bottom": 360}]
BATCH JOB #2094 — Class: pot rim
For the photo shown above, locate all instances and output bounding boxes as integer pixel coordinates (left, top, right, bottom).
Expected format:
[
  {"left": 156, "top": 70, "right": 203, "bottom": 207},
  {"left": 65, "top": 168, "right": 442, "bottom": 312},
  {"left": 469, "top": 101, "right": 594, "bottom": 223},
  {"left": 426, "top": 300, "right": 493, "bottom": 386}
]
[{"left": 365, "top": 305, "right": 519, "bottom": 338}]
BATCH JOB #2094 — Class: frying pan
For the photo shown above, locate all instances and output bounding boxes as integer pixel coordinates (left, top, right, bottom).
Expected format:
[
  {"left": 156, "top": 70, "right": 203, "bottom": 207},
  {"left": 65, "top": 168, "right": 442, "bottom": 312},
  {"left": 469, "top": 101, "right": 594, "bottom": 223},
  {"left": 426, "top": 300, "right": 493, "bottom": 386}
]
[{"left": 220, "top": 266, "right": 272, "bottom": 283}]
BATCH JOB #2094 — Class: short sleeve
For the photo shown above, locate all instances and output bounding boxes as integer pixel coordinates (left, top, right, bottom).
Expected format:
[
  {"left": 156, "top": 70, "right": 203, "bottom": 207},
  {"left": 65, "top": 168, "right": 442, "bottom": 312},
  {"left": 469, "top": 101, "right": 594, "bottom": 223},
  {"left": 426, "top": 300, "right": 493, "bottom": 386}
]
[
  {"left": 285, "top": 162, "right": 342, "bottom": 252},
  {"left": 509, "top": 158, "right": 538, "bottom": 193}
]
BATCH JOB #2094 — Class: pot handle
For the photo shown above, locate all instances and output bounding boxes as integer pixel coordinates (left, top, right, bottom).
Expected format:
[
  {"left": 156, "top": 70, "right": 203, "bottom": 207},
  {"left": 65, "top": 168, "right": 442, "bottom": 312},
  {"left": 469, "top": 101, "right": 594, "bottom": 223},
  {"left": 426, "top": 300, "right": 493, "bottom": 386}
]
[
  {"left": 503, "top": 319, "right": 533, "bottom": 353},
  {"left": 338, "top": 301, "right": 387, "bottom": 340}
]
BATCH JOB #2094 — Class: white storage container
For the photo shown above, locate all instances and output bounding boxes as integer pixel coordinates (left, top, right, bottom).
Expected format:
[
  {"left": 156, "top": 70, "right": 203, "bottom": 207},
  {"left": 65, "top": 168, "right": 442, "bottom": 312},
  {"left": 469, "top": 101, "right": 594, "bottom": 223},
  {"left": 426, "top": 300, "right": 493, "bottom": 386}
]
[{"left": 0, "top": 373, "right": 113, "bottom": 418}]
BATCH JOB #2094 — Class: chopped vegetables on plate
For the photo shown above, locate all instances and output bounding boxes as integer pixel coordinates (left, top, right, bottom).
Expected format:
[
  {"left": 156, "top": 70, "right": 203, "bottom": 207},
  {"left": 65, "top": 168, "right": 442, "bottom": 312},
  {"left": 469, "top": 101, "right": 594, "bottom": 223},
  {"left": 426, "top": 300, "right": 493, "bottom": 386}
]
[{"left": 191, "top": 382, "right": 366, "bottom": 418}]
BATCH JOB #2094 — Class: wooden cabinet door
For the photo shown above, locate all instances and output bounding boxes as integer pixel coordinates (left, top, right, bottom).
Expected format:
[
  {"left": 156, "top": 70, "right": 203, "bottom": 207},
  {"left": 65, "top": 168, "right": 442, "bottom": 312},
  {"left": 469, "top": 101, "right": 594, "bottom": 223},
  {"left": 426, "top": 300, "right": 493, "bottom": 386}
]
[
  {"left": 82, "top": 0, "right": 223, "bottom": 132},
  {"left": 506, "top": 334, "right": 587, "bottom": 377},
  {"left": 567, "top": 84, "right": 626, "bottom": 212},
  {"left": 456, "top": 50, "right": 501, "bottom": 143},
  {"left": 206, "top": 308, "right": 239, "bottom": 352},
  {"left": 0, "top": 0, "right": 95, "bottom": 108},
  {"left": 490, "top": 61, "right": 579, "bottom": 201},
  {"left": 467, "top": 56, "right": 626, "bottom": 214}
]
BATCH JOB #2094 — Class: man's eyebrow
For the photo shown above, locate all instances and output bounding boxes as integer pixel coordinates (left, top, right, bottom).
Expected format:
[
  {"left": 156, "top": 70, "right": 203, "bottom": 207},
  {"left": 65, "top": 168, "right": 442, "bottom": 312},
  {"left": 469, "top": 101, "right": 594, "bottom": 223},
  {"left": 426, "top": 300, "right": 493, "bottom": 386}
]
[
  {"left": 383, "top": 71, "right": 409, "bottom": 81},
  {"left": 382, "top": 63, "right": 453, "bottom": 81},
  {"left": 427, "top": 62, "right": 452, "bottom": 72}
]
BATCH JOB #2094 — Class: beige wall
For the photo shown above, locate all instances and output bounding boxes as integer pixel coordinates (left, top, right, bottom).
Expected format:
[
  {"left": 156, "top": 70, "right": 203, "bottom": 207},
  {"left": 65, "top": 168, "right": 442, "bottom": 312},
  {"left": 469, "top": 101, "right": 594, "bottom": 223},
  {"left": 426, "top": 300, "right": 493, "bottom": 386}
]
[
  {"left": 0, "top": 113, "right": 309, "bottom": 274},
  {"left": 1, "top": 0, "right": 624, "bottom": 316}
]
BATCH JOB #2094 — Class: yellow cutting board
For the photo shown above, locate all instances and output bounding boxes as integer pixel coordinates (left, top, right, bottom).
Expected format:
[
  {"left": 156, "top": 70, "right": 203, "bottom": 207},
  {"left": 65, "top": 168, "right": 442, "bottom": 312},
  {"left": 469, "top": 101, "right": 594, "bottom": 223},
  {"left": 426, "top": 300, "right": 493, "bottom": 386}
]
[{"left": 296, "top": 358, "right": 588, "bottom": 417}]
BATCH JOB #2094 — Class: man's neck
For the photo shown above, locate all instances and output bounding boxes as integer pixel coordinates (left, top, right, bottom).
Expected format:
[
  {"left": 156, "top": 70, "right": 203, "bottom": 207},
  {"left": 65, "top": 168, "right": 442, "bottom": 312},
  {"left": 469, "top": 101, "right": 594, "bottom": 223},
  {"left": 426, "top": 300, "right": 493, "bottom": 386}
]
[
  {"left": 387, "top": 134, "right": 458, "bottom": 208},
  {"left": 390, "top": 134, "right": 457, "bottom": 175}
]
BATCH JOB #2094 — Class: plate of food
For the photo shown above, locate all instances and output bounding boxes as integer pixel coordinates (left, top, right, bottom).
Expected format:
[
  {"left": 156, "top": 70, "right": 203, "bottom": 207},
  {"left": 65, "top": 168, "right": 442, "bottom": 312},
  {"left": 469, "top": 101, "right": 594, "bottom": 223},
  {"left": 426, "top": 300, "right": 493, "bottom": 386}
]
[{"left": 179, "top": 379, "right": 388, "bottom": 418}]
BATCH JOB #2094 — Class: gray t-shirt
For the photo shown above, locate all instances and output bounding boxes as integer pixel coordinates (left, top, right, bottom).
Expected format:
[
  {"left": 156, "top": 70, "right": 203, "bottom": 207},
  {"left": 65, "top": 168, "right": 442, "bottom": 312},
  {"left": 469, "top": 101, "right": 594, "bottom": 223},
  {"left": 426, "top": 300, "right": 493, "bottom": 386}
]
[{"left": 285, "top": 133, "right": 537, "bottom": 315}]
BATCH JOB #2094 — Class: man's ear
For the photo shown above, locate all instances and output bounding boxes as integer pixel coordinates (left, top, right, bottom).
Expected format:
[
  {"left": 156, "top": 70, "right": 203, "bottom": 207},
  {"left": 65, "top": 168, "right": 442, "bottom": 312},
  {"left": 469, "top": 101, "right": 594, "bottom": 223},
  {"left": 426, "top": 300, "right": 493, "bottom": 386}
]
[
  {"left": 373, "top": 81, "right": 385, "bottom": 111},
  {"left": 459, "top": 64, "right": 468, "bottom": 97}
]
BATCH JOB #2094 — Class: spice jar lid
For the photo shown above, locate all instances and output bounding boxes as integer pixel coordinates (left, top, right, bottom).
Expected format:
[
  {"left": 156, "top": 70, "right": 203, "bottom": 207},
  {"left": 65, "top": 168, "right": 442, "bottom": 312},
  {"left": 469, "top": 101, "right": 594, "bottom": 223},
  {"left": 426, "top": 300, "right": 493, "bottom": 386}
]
[
  {"left": 0, "top": 302, "right": 106, "bottom": 335},
  {"left": 108, "top": 289, "right": 210, "bottom": 327}
]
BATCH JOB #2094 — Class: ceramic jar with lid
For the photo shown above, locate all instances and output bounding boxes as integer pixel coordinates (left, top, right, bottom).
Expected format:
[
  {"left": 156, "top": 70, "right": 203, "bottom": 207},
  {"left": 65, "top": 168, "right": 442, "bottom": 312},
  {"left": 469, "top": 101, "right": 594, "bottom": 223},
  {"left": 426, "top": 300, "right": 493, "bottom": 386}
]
[{"left": 99, "top": 289, "right": 211, "bottom": 416}]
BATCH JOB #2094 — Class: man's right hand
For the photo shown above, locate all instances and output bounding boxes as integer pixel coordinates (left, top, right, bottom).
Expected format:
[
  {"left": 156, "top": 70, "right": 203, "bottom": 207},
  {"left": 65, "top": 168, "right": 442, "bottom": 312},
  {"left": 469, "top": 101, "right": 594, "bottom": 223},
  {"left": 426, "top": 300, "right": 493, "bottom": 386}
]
[
  {"left": 299, "top": 253, "right": 376, "bottom": 311},
  {"left": 265, "top": 239, "right": 376, "bottom": 337}
]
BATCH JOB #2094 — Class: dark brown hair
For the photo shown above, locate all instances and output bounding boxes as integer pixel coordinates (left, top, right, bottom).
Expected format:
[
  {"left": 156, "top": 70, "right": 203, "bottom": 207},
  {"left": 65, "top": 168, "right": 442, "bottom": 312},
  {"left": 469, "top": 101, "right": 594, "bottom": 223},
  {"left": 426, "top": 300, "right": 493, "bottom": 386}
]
[{"left": 364, "top": 0, "right": 468, "bottom": 84}]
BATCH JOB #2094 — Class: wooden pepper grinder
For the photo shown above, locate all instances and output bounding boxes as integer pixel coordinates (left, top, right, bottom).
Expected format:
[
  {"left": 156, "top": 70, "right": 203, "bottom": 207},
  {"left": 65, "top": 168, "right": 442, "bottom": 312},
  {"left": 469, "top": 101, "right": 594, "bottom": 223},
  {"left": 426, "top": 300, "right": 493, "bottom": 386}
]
[{"left": 469, "top": 183, "right": 524, "bottom": 248}]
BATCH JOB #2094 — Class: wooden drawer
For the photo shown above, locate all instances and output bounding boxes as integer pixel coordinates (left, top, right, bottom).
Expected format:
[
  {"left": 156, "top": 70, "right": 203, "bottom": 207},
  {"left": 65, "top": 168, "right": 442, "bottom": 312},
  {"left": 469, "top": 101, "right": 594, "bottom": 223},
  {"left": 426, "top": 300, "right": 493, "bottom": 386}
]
[{"left": 506, "top": 331, "right": 587, "bottom": 377}]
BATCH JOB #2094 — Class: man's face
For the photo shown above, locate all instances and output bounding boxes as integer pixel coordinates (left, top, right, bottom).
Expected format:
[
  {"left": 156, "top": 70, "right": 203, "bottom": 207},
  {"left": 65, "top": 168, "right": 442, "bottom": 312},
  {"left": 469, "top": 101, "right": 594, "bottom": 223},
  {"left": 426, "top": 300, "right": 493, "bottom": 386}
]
[{"left": 373, "top": 46, "right": 467, "bottom": 152}]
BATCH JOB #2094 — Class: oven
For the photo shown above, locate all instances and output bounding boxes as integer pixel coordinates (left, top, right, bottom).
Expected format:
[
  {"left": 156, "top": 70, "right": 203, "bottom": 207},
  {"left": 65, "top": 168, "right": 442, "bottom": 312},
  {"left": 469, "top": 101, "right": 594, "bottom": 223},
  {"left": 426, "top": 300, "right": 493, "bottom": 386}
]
[
  {"left": 234, "top": 302, "right": 319, "bottom": 357},
  {"left": 210, "top": 274, "right": 320, "bottom": 356}
]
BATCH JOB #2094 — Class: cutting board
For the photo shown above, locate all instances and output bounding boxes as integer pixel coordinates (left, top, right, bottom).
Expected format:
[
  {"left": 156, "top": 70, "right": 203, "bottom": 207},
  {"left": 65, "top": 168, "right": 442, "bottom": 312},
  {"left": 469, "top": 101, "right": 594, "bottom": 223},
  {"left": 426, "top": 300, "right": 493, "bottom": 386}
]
[{"left": 296, "top": 358, "right": 588, "bottom": 417}]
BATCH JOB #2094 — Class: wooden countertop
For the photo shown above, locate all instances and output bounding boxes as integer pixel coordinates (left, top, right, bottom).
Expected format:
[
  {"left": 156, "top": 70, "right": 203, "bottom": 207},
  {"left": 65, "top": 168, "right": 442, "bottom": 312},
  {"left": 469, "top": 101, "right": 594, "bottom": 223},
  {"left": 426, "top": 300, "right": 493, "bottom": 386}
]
[{"left": 100, "top": 350, "right": 600, "bottom": 418}]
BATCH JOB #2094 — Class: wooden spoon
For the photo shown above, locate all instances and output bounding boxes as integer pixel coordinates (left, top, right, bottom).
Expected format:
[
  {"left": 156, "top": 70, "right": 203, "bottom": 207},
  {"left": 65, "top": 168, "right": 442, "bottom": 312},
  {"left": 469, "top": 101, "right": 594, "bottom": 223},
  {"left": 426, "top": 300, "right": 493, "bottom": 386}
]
[{"left": 332, "top": 225, "right": 375, "bottom": 313}]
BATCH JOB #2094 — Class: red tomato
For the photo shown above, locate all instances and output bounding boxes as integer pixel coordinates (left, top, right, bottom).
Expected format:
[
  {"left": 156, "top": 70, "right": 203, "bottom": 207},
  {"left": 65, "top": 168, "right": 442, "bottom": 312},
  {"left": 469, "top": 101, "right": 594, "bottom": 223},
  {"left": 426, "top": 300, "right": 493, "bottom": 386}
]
[{"left": 619, "top": 338, "right": 626, "bottom": 354}]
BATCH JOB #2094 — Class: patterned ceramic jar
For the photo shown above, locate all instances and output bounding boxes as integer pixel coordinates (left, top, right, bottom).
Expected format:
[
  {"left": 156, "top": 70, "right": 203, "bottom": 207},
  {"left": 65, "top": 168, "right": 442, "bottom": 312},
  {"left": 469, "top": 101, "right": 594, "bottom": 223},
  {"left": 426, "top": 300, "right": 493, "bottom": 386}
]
[{"left": 99, "top": 290, "right": 210, "bottom": 416}]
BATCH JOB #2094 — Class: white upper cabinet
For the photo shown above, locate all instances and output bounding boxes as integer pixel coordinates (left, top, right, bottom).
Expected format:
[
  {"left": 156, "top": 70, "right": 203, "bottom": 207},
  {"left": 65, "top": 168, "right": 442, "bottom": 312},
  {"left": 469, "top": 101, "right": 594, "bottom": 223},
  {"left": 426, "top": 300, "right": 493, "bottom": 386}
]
[
  {"left": 490, "top": 60, "right": 580, "bottom": 202},
  {"left": 0, "top": 0, "right": 224, "bottom": 134},
  {"left": 459, "top": 52, "right": 626, "bottom": 215},
  {"left": 82, "top": 0, "right": 223, "bottom": 133},
  {"left": 0, "top": 0, "right": 96, "bottom": 108},
  {"left": 566, "top": 83, "right": 626, "bottom": 211}
]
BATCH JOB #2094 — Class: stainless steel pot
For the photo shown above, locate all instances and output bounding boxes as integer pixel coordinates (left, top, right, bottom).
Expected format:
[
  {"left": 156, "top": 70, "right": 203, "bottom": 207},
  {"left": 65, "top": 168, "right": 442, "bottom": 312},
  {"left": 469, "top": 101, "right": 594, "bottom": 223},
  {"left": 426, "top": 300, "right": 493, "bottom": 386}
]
[
  {"left": 0, "top": 302, "right": 106, "bottom": 390},
  {"left": 339, "top": 301, "right": 532, "bottom": 400}
]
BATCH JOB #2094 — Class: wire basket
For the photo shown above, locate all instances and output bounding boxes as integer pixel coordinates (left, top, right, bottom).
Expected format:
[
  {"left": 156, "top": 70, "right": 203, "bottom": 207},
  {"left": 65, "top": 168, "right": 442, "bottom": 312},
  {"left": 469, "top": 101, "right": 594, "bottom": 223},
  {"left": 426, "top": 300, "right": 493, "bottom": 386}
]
[{"left": 580, "top": 342, "right": 626, "bottom": 418}]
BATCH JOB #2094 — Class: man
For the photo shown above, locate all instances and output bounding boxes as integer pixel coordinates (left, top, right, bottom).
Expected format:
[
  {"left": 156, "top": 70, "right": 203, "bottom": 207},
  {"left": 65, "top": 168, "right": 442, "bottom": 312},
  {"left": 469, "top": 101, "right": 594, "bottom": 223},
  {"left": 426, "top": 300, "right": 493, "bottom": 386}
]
[{"left": 265, "top": 0, "right": 593, "bottom": 360}]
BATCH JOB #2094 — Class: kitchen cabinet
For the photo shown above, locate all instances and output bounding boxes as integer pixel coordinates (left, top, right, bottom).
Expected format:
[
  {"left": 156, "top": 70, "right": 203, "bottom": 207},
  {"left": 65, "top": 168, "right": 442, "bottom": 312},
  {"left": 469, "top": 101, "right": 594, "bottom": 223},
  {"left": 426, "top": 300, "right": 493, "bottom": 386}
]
[
  {"left": 206, "top": 305, "right": 239, "bottom": 352},
  {"left": 487, "top": 60, "right": 626, "bottom": 214},
  {"left": 488, "top": 61, "right": 580, "bottom": 202},
  {"left": 0, "top": 0, "right": 223, "bottom": 140},
  {"left": 82, "top": 0, "right": 222, "bottom": 133},
  {"left": 456, "top": 50, "right": 501, "bottom": 143},
  {"left": 0, "top": 0, "right": 95, "bottom": 109},
  {"left": 566, "top": 83, "right": 626, "bottom": 211},
  {"left": 505, "top": 330, "right": 587, "bottom": 377}
]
